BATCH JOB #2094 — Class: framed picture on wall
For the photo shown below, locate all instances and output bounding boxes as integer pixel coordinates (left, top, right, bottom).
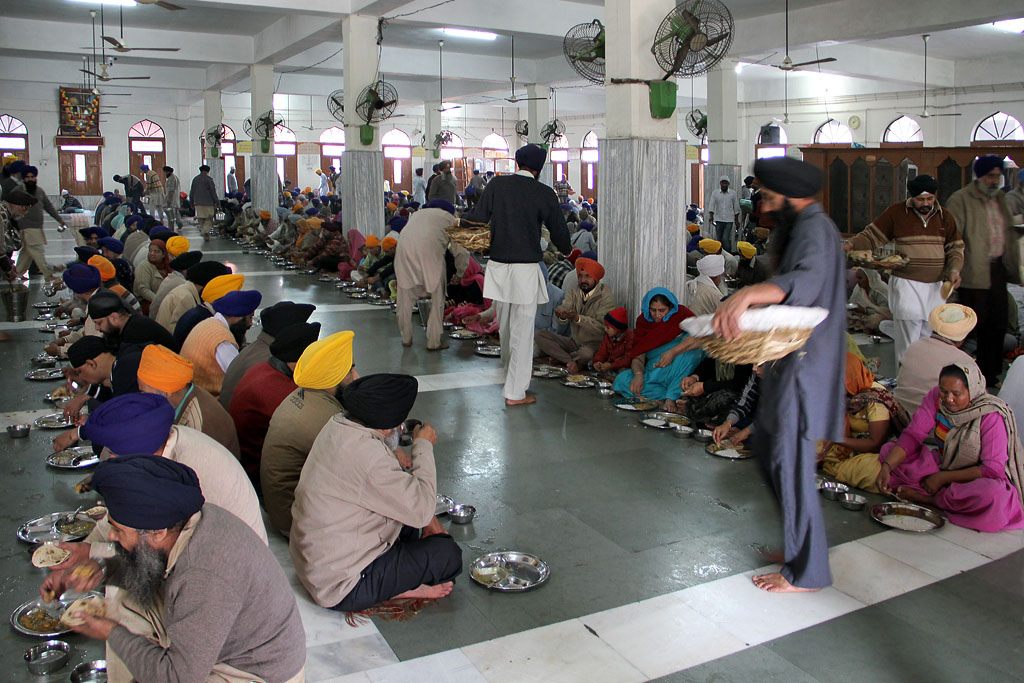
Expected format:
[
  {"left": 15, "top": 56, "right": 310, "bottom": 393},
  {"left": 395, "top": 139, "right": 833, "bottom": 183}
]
[{"left": 58, "top": 87, "right": 100, "bottom": 137}]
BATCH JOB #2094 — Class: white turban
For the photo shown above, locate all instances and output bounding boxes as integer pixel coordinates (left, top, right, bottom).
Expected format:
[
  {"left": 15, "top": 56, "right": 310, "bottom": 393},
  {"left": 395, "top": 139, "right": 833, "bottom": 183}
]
[
  {"left": 719, "top": 175, "right": 730, "bottom": 183},
  {"left": 697, "top": 254, "right": 725, "bottom": 278}
]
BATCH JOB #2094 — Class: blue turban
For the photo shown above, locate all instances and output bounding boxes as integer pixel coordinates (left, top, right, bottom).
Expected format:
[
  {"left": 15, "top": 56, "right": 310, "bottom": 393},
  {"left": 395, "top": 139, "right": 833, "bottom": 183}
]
[
  {"left": 464, "top": 185, "right": 477, "bottom": 197},
  {"left": 91, "top": 454, "right": 205, "bottom": 531},
  {"left": 212, "top": 290, "right": 262, "bottom": 317},
  {"left": 305, "top": 207, "right": 320, "bottom": 216},
  {"left": 79, "top": 226, "right": 108, "bottom": 240},
  {"left": 423, "top": 199, "right": 455, "bottom": 215},
  {"left": 581, "top": 250, "right": 598, "bottom": 261},
  {"left": 514, "top": 143, "right": 547, "bottom": 172},
  {"left": 62, "top": 263, "right": 101, "bottom": 293},
  {"left": 23, "top": 165, "right": 38, "bottom": 177},
  {"left": 1018, "top": 168, "right": 1024, "bottom": 183},
  {"left": 74, "top": 246, "right": 100, "bottom": 263},
  {"left": 974, "top": 154, "right": 1003, "bottom": 179},
  {"left": 125, "top": 214, "right": 143, "bottom": 228},
  {"left": 103, "top": 192, "right": 114, "bottom": 199},
  {"left": 579, "top": 221, "right": 595, "bottom": 232},
  {"left": 80, "top": 393, "right": 175, "bottom": 456},
  {"left": 8, "top": 160, "right": 26, "bottom": 174},
  {"left": 389, "top": 216, "right": 408, "bottom": 232},
  {"left": 98, "top": 237, "right": 124, "bottom": 254}
]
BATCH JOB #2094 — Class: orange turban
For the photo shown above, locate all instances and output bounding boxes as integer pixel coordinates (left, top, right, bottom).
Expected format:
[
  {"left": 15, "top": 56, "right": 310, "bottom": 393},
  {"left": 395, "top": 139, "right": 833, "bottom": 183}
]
[
  {"left": 575, "top": 257, "right": 605, "bottom": 281},
  {"left": 87, "top": 255, "right": 116, "bottom": 282},
  {"left": 365, "top": 235, "right": 380, "bottom": 247},
  {"left": 386, "top": 202, "right": 398, "bottom": 211},
  {"left": 202, "top": 273, "right": 245, "bottom": 303},
  {"left": 138, "top": 344, "right": 194, "bottom": 393},
  {"left": 382, "top": 236, "right": 398, "bottom": 250},
  {"left": 259, "top": 210, "right": 271, "bottom": 220}
]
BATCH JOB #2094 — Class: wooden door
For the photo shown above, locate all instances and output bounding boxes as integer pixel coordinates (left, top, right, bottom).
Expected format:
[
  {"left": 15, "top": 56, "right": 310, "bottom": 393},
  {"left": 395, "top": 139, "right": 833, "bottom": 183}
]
[
  {"left": 233, "top": 156, "right": 246, "bottom": 187},
  {"left": 383, "top": 156, "right": 412, "bottom": 195},
  {"left": 276, "top": 156, "right": 298, "bottom": 188},
  {"left": 552, "top": 161, "right": 568, "bottom": 186},
  {"left": 129, "top": 150, "right": 166, "bottom": 181},
  {"left": 320, "top": 154, "right": 343, "bottom": 177},
  {"left": 58, "top": 149, "right": 103, "bottom": 196},
  {"left": 690, "top": 162, "right": 705, "bottom": 209},
  {"left": 452, "top": 158, "right": 469, "bottom": 194},
  {"left": 582, "top": 162, "right": 598, "bottom": 203}
]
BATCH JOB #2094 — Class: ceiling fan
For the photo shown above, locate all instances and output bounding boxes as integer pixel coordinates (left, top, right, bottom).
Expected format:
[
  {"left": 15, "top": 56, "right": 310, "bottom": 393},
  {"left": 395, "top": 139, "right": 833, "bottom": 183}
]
[
  {"left": 101, "top": 36, "right": 179, "bottom": 53},
  {"left": 772, "top": 0, "right": 836, "bottom": 72},
  {"left": 435, "top": 40, "right": 461, "bottom": 112},
  {"left": 81, "top": 63, "right": 150, "bottom": 82},
  {"left": 900, "top": 34, "right": 961, "bottom": 119},
  {"left": 134, "top": 0, "right": 186, "bottom": 11},
  {"left": 503, "top": 36, "right": 548, "bottom": 103}
]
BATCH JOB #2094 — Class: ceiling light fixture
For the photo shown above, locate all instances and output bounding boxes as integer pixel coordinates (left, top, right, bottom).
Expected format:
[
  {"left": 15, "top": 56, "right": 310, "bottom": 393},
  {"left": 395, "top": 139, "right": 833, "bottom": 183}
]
[
  {"left": 67, "top": 0, "right": 136, "bottom": 7},
  {"left": 991, "top": 18, "right": 1024, "bottom": 33},
  {"left": 441, "top": 28, "right": 497, "bottom": 41}
]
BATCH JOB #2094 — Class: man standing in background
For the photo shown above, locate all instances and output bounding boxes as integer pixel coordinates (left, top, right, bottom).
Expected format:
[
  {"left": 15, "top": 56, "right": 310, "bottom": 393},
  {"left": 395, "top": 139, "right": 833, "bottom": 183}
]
[
  {"left": 413, "top": 168, "right": 427, "bottom": 206},
  {"left": 142, "top": 164, "right": 166, "bottom": 224},
  {"left": 707, "top": 176, "right": 741, "bottom": 254},
  {"left": 14, "top": 166, "right": 65, "bottom": 280},
  {"left": 162, "top": 166, "right": 183, "bottom": 230},
  {"left": 190, "top": 165, "right": 218, "bottom": 241},
  {"left": 227, "top": 167, "right": 239, "bottom": 195}
]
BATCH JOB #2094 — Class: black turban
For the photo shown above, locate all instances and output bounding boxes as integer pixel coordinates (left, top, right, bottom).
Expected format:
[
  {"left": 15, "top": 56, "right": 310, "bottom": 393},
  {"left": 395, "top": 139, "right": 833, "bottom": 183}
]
[
  {"left": 91, "top": 454, "right": 204, "bottom": 530},
  {"left": 907, "top": 174, "right": 937, "bottom": 197},
  {"left": 5, "top": 188, "right": 37, "bottom": 207},
  {"left": 74, "top": 245, "right": 101, "bottom": 263},
  {"left": 269, "top": 322, "right": 321, "bottom": 363},
  {"left": 260, "top": 301, "right": 316, "bottom": 336},
  {"left": 88, "top": 289, "right": 128, "bottom": 319},
  {"left": 67, "top": 336, "right": 113, "bottom": 368},
  {"left": 753, "top": 157, "right": 823, "bottom": 199},
  {"left": 149, "top": 228, "right": 175, "bottom": 243},
  {"left": 341, "top": 373, "right": 419, "bottom": 430},
  {"left": 515, "top": 144, "right": 547, "bottom": 172},
  {"left": 169, "top": 251, "right": 202, "bottom": 272},
  {"left": 186, "top": 261, "right": 230, "bottom": 288}
]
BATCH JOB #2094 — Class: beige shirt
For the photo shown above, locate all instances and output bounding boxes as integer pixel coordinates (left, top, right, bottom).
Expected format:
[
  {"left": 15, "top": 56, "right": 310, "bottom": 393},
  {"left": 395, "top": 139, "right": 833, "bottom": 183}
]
[
  {"left": 155, "top": 281, "right": 201, "bottom": 333},
  {"left": 290, "top": 415, "right": 436, "bottom": 608},
  {"left": 393, "top": 208, "right": 460, "bottom": 291}
]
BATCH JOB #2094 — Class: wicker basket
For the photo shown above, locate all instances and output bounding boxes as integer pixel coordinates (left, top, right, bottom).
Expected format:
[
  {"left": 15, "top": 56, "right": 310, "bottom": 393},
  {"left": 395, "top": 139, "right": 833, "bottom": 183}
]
[
  {"left": 693, "top": 327, "right": 815, "bottom": 365},
  {"left": 445, "top": 224, "right": 491, "bottom": 252},
  {"left": 848, "top": 252, "right": 910, "bottom": 272}
]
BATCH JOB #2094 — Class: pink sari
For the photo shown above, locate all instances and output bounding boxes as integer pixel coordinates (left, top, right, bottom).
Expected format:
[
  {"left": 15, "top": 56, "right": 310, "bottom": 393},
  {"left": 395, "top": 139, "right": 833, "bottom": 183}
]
[{"left": 338, "top": 229, "right": 365, "bottom": 280}]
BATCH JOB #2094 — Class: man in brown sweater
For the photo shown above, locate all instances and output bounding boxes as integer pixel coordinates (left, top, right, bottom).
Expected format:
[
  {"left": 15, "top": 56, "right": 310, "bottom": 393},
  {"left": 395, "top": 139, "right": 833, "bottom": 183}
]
[
  {"left": 845, "top": 174, "right": 964, "bottom": 365},
  {"left": 44, "top": 455, "right": 304, "bottom": 683}
]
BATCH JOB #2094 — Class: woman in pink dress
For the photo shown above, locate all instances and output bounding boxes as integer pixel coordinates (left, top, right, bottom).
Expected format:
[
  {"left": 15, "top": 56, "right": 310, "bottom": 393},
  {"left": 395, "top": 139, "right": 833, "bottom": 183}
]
[
  {"left": 337, "top": 228, "right": 365, "bottom": 280},
  {"left": 876, "top": 361, "right": 1024, "bottom": 532}
]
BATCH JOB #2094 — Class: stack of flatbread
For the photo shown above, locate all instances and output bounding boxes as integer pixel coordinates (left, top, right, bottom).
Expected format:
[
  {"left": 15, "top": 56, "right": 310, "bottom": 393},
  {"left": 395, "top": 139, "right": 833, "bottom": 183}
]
[{"left": 31, "top": 544, "right": 70, "bottom": 568}]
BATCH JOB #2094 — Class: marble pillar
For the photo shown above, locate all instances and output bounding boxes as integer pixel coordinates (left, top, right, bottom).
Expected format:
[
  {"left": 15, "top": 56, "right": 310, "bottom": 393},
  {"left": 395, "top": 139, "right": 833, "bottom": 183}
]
[
  {"left": 705, "top": 65, "right": 741, "bottom": 213},
  {"left": 599, "top": 138, "right": 686, "bottom": 314},
  {"left": 203, "top": 90, "right": 225, "bottom": 197},
  {"left": 341, "top": 151, "right": 385, "bottom": 238},
  {"left": 526, "top": 84, "right": 552, "bottom": 187},
  {"left": 249, "top": 64, "right": 276, "bottom": 216}
]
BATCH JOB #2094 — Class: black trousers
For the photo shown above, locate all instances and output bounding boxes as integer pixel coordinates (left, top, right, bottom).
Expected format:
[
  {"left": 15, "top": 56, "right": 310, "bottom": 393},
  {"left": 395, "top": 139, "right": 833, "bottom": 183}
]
[
  {"left": 958, "top": 259, "right": 1008, "bottom": 386},
  {"left": 332, "top": 527, "right": 463, "bottom": 613}
]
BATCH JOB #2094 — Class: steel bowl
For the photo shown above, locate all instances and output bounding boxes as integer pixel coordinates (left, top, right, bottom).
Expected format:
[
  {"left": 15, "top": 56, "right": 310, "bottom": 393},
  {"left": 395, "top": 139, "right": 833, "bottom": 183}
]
[
  {"left": 7, "top": 424, "right": 30, "bottom": 438},
  {"left": 870, "top": 334, "right": 883, "bottom": 343},
  {"left": 839, "top": 493, "right": 867, "bottom": 511},
  {"left": 449, "top": 504, "right": 476, "bottom": 524},
  {"left": 594, "top": 380, "right": 612, "bottom": 389},
  {"left": 693, "top": 428, "right": 713, "bottom": 443},
  {"left": 820, "top": 481, "right": 850, "bottom": 501},
  {"left": 24, "top": 640, "right": 70, "bottom": 675},
  {"left": 672, "top": 424, "right": 694, "bottom": 439},
  {"left": 596, "top": 387, "right": 616, "bottom": 398},
  {"left": 70, "top": 660, "right": 106, "bottom": 683}
]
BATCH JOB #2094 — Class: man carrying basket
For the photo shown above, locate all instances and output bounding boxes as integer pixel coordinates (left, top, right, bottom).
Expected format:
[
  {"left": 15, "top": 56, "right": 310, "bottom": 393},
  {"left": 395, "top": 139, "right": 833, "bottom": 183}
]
[{"left": 712, "top": 156, "right": 846, "bottom": 593}]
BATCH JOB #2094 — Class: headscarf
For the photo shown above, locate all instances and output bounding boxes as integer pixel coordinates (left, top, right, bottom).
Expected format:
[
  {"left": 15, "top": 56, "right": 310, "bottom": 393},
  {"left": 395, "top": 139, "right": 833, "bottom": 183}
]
[
  {"left": 459, "top": 256, "right": 486, "bottom": 293},
  {"left": 346, "top": 229, "right": 366, "bottom": 261},
  {"left": 849, "top": 268, "right": 888, "bottom": 311},
  {"left": 630, "top": 287, "right": 695, "bottom": 358},
  {"left": 939, "top": 361, "right": 1024, "bottom": 506},
  {"left": 293, "top": 330, "right": 354, "bottom": 389},
  {"left": 341, "top": 373, "right": 418, "bottom": 430},
  {"left": 137, "top": 344, "right": 194, "bottom": 393},
  {"left": 91, "top": 454, "right": 205, "bottom": 531},
  {"left": 845, "top": 352, "right": 910, "bottom": 434},
  {"left": 148, "top": 239, "right": 172, "bottom": 277}
]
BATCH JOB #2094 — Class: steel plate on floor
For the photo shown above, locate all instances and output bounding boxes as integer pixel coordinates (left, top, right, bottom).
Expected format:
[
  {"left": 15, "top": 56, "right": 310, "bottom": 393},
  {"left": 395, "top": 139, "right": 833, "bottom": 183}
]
[
  {"left": 474, "top": 345, "right": 501, "bottom": 357},
  {"left": 435, "top": 494, "right": 454, "bottom": 516},
  {"left": 870, "top": 502, "right": 944, "bottom": 532},
  {"left": 470, "top": 551, "right": 550, "bottom": 591},
  {"left": 46, "top": 447, "right": 99, "bottom": 469},
  {"left": 25, "top": 369, "right": 65, "bottom": 381},
  {"left": 16, "top": 512, "right": 96, "bottom": 545},
  {"left": 34, "top": 413, "right": 75, "bottom": 430},
  {"left": 705, "top": 442, "right": 755, "bottom": 459}
]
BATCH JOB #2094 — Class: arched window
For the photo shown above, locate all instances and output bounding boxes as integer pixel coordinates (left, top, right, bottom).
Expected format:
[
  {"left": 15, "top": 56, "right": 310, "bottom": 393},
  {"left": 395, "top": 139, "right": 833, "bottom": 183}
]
[
  {"left": 319, "top": 127, "right": 346, "bottom": 144},
  {"left": 441, "top": 132, "right": 464, "bottom": 160},
  {"left": 274, "top": 124, "right": 296, "bottom": 143},
  {"left": 481, "top": 133, "right": 509, "bottom": 152},
  {"left": 382, "top": 128, "right": 412, "bottom": 194},
  {"left": 581, "top": 131, "right": 599, "bottom": 201},
  {"left": 129, "top": 119, "right": 164, "bottom": 139},
  {"left": 883, "top": 116, "right": 923, "bottom": 143},
  {"left": 129, "top": 119, "right": 166, "bottom": 180},
  {"left": 274, "top": 125, "right": 297, "bottom": 186},
  {"left": 973, "top": 112, "right": 1024, "bottom": 143},
  {"left": 581, "top": 131, "right": 599, "bottom": 163},
  {"left": 814, "top": 119, "right": 853, "bottom": 144},
  {"left": 319, "top": 127, "right": 346, "bottom": 181},
  {"left": 0, "top": 114, "right": 29, "bottom": 161},
  {"left": 381, "top": 128, "right": 410, "bottom": 146},
  {"left": 550, "top": 134, "right": 570, "bottom": 182}
]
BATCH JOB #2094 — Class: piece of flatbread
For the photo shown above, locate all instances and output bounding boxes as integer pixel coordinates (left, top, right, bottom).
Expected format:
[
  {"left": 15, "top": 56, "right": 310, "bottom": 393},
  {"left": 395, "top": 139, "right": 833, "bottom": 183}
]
[
  {"left": 60, "top": 595, "right": 106, "bottom": 627},
  {"left": 31, "top": 544, "right": 70, "bottom": 568},
  {"left": 85, "top": 506, "right": 107, "bottom": 520}
]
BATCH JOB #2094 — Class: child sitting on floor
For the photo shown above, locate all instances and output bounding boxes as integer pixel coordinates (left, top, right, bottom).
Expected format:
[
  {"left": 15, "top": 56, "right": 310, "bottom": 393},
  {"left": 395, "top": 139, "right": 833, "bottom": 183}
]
[{"left": 590, "top": 307, "right": 633, "bottom": 375}]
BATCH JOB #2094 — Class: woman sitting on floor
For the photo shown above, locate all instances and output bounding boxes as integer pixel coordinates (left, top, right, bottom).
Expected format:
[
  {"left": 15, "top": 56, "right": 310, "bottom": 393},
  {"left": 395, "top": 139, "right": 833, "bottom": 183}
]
[
  {"left": 876, "top": 362, "right": 1024, "bottom": 532},
  {"left": 847, "top": 267, "right": 891, "bottom": 334},
  {"left": 818, "top": 352, "right": 909, "bottom": 491},
  {"left": 612, "top": 288, "right": 703, "bottom": 401},
  {"left": 337, "top": 228, "right": 366, "bottom": 281},
  {"left": 663, "top": 356, "right": 752, "bottom": 424}
]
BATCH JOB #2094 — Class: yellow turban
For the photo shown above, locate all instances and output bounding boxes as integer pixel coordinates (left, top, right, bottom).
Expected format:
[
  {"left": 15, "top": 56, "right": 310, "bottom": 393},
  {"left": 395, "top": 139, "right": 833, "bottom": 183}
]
[
  {"left": 306, "top": 217, "right": 324, "bottom": 230},
  {"left": 87, "top": 255, "right": 116, "bottom": 282},
  {"left": 138, "top": 344, "right": 194, "bottom": 393},
  {"left": 381, "top": 236, "right": 398, "bottom": 250},
  {"left": 365, "top": 235, "right": 380, "bottom": 247},
  {"left": 283, "top": 191, "right": 292, "bottom": 198},
  {"left": 686, "top": 224, "right": 700, "bottom": 234},
  {"left": 202, "top": 273, "right": 244, "bottom": 303},
  {"left": 166, "top": 236, "right": 190, "bottom": 257},
  {"left": 259, "top": 210, "right": 271, "bottom": 220},
  {"left": 315, "top": 169, "right": 322, "bottom": 175},
  {"left": 292, "top": 205, "right": 304, "bottom": 214},
  {"left": 293, "top": 330, "right": 354, "bottom": 390},
  {"left": 2, "top": 154, "right": 17, "bottom": 165},
  {"left": 699, "top": 239, "right": 722, "bottom": 254},
  {"left": 737, "top": 241, "right": 756, "bottom": 259}
]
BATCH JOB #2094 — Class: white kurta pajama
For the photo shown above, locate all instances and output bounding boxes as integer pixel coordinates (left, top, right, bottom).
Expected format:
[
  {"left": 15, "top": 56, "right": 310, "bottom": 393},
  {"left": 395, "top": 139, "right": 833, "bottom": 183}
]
[
  {"left": 887, "top": 277, "right": 945, "bottom": 365},
  {"left": 485, "top": 262, "right": 549, "bottom": 400}
]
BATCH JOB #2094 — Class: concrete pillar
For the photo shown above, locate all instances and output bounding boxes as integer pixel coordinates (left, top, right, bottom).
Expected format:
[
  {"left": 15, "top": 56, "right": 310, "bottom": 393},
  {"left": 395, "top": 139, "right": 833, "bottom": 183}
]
[
  {"left": 705, "top": 65, "right": 742, "bottom": 215},
  {"left": 249, "top": 63, "right": 276, "bottom": 216},
  {"left": 526, "top": 84, "right": 552, "bottom": 187},
  {"left": 601, "top": 0, "right": 686, "bottom": 314},
  {"left": 342, "top": 14, "right": 385, "bottom": 237},
  {"left": 203, "top": 90, "right": 225, "bottom": 197},
  {"left": 423, "top": 101, "right": 442, "bottom": 176}
]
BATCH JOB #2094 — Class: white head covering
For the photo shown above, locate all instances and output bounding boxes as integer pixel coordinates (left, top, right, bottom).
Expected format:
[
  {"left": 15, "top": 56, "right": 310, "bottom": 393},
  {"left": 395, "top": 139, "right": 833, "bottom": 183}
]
[
  {"left": 719, "top": 175, "right": 730, "bottom": 183},
  {"left": 697, "top": 254, "right": 725, "bottom": 278}
]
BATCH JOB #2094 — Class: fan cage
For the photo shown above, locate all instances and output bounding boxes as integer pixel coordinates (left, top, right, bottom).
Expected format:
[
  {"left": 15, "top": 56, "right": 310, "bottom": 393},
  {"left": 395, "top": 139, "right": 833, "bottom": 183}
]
[
  {"left": 563, "top": 21, "right": 606, "bottom": 85},
  {"left": 652, "top": 1, "right": 734, "bottom": 78}
]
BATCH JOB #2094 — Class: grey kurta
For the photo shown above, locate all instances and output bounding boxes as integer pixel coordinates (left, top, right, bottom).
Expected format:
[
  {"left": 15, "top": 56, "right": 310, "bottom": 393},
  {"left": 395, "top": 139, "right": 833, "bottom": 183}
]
[
  {"left": 753, "top": 202, "right": 845, "bottom": 589},
  {"left": 393, "top": 208, "right": 460, "bottom": 290}
]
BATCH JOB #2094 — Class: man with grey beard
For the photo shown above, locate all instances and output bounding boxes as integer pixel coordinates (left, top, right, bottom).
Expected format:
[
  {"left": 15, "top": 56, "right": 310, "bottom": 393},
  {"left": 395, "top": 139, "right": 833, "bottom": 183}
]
[
  {"left": 39, "top": 455, "right": 305, "bottom": 683},
  {"left": 946, "top": 155, "right": 1019, "bottom": 387}
]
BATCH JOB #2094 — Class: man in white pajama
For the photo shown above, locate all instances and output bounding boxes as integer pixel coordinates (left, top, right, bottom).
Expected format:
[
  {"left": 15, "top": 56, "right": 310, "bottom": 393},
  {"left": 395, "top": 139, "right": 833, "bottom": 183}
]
[{"left": 463, "top": 144, "right": 572, "bottom": 406}]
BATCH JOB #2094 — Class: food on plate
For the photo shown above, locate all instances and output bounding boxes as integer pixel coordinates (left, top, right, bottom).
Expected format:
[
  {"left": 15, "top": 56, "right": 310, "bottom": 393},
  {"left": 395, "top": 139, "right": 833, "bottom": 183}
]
[
  {"left": 59, "top": 595, "right": 107, "bottom": 627},
  {"left": 20, "top": 608, "right": 62, "bottom": 633},
  {"left": 31, "top": 544, "right": 71, "bottom": 568},
  {"left": 55, "top": 517, "right": 95, "bottom": 537}
]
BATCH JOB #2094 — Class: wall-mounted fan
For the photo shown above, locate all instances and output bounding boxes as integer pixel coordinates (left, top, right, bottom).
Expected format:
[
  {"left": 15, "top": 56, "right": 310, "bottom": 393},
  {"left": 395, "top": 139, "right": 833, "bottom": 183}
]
[
  {"left": 242, "top": 117, "right": 252, "bottom": 137},
  {"left": 432, "top": 130, "right": 454, "bottom": 159},
  {"left": 686, "top": 109, "right": 708, "bottom": 138},
  {"left": 327, "top": 89, "right": 345, "bottom": 124},
  {"left": 652, "top": 0, "right": 734, "bottom": 79},
  {"left": 203, "top": 124, "right": 226, "bottom": 157},
  {"left": 355, "top": 81, "right": 398, "bottom": 124},
  {"left": 540, "top": 119, "right": 565, "bottom": 145},
  {"left": 254, "top": 110, "right": 282, "bottom": 152},
  {"left": 515, "top": 120, "right": 529, "bottom": 138},
  {"left": 563, "top": 20, "right": 606, "bottom": 85}
]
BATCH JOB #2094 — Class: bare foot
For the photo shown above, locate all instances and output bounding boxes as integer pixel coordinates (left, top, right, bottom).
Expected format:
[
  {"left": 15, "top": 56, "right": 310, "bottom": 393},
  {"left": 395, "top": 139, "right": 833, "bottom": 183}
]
[
  {"left": 662, "top": 399, "right": 677, "bottom": 413},
  {"left": 752, "top": 572, "right": 821, "bottom": 593},
  {"left": 394, "top": 582, "right": 454, "bottom": 601},
  {"left": 427, "top": 344, "right": 449, "bottom": 351},
  {"left": 566, "top": 361, "right": 579, "bottom": 374},
  {"left": 895, "top": 486, "right": 935, "bottom": 506},
  {"left": 401, "top": 342, "right": 412, "bottom": 348},
  {"left": 420, "top": 517, "right": 445, "bottom": 538},
  {"left": 505, "top": 394, "right": 537, "bottom": 406}
]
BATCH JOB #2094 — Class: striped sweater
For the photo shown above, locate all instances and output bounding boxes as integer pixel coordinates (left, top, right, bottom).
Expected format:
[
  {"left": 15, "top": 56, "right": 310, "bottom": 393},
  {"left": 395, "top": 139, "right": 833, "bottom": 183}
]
[{"left": 848, "top": 200, "right": 964, "bottom": 283}]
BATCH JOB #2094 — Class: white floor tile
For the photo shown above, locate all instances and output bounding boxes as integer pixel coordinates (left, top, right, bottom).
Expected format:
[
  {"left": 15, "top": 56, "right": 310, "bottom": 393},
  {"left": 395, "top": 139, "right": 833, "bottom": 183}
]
[
  {"left": 462, "top": 620, "right": 645, "bottom": 683},
  {"left": 858, "top": 529, "right": 989, "bottom": 579},
  {"left": 0, "top": 408, "right": 56, "bottom": 429},
  {"left": 679, "top": 569, "right": 864, "bottom": 646},
  {"left": 295, "top": 589, "right": 380, "bottom": 646},
  {"left": 367, "top": 649, "right": 486, "bottom": 683},
  {"left": 932, "top": 523, "right": 1024, "bottom": 560},
  {"left": 304, "top": 634, "right": 398, "bottom": 682},
  {"left": 828, "top": 541, "right": 937, "bottom": 605},
  {"left": 580, "top": 593, "right": 747, "bottom": 679}
]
